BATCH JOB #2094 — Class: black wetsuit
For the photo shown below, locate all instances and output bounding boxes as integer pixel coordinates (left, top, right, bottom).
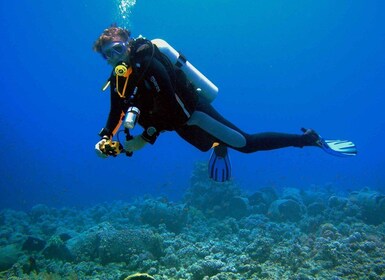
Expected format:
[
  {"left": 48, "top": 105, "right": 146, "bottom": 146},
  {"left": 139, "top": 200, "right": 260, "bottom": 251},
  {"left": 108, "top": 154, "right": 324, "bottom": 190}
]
[{"left": 99, "top": 39, "right": 315, "bottom": 153}]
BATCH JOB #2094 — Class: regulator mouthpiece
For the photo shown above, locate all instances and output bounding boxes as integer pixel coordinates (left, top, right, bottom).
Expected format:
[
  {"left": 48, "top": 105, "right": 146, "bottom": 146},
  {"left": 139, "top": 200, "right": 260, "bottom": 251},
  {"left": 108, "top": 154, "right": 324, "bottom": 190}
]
[{"left": 115, "top": 63, "right": 129, "bottom": 77}]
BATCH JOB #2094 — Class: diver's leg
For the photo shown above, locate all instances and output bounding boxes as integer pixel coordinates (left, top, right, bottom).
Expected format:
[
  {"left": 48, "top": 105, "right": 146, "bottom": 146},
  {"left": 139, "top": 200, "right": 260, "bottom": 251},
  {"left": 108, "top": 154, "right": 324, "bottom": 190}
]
[
  {"left": 235, "top": 131, "right": 316, "bottom": 153},
  {"left": 175, "top": 125, "right": 217, "bottom": 152},
  {"left": 192, "top": 102, "right": 317, "bottom": 153}
]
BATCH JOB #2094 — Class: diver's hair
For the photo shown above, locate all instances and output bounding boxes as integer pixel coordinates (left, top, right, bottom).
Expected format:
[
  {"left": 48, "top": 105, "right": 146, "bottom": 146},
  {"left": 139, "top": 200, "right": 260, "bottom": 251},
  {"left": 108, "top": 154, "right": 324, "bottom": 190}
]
[{"left": 93, "top": 24, "right": 132, "bottom": 53}]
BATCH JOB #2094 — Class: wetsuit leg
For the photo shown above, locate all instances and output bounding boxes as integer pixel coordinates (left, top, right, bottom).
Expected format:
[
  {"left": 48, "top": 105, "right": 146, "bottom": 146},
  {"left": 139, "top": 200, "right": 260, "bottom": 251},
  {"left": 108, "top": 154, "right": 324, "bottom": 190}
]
[
  {"left": 175, "top": 125, "right": 216, "bottom": 152},
  {"left": 187, "top": 101, "right": 315, "bottom": 153}
]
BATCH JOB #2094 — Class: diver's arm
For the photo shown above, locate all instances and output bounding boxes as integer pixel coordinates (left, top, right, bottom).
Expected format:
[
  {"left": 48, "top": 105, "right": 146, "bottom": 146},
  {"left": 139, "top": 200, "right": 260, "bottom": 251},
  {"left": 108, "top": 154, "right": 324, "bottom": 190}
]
[{"left": 99, "top": 81, "right": 124, "bottom": 138}]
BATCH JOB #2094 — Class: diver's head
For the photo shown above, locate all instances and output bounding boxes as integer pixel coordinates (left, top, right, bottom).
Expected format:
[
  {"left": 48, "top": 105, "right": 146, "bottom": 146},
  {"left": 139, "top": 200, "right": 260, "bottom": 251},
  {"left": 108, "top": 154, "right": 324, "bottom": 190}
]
[{"left": 93, "top": 25, "right": 132, "bottom": 66}]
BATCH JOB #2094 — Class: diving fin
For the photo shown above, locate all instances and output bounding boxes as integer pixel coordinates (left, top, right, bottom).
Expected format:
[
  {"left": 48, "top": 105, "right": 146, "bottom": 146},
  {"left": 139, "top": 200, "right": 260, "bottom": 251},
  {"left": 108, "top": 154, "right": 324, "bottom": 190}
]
[
  {"left": 317, "top": 139, "right": 357, "bottom": 157},
  {"left": 301, "top": 128, "right": 357, "bottom": 157},
  {"left": 208, "top": 144, "right": 232, "bottom": 182}
]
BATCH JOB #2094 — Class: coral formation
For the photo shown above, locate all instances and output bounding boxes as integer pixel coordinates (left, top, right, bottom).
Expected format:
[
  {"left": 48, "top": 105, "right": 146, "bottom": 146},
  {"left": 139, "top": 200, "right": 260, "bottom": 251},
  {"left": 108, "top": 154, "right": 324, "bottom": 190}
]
[
  {"left": 140, "top": 198, "right": 188, "bottom": 233},
  {"left": 1, "top": 164, "right": 385, "bottom": 279}
]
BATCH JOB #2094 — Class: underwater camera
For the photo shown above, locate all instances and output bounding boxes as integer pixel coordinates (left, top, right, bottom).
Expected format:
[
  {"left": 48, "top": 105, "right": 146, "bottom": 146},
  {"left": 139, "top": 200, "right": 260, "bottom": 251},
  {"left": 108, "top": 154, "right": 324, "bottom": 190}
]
[{"left": 99, "top": 139, "right": 123, "bottom": 157}]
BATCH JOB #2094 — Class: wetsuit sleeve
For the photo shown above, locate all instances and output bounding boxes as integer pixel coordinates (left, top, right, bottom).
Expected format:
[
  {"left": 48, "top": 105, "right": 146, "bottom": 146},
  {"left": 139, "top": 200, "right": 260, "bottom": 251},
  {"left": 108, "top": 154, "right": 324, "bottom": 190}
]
[{"left": 99, "top": 80, "right": 124, "bottom": 138}]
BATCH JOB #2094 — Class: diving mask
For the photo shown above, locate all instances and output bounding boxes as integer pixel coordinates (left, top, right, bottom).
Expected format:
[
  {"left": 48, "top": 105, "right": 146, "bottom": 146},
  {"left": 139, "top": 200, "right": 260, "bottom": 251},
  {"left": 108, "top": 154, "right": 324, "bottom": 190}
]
[{"left": 101, "top": 41, "right": 128, "bottom": 59}]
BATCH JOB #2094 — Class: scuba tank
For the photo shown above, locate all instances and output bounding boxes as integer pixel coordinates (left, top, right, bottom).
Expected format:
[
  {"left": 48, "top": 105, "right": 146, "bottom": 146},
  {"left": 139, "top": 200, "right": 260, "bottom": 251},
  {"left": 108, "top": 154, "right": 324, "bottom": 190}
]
[{"left": 151, "top": 39, "right": 218, "bottom": 103}]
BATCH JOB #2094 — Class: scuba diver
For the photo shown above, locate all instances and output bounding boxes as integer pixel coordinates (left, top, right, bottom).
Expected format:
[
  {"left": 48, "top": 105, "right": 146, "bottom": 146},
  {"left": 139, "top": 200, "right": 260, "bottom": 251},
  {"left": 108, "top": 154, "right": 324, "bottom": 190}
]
[{"left": 93, "top": 25, "right": 357, "bottom": 182}]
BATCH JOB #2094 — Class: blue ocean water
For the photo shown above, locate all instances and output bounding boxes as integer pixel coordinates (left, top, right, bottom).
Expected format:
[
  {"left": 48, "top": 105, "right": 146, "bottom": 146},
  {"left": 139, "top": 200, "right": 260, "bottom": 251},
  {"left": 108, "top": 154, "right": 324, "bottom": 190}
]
[{"left": 1, "top": 0, "right": 384, "bottom": 210}]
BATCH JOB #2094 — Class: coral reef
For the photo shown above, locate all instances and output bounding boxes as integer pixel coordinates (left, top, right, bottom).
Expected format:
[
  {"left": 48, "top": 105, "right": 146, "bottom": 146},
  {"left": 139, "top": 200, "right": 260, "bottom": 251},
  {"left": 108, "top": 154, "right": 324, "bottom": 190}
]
[
  {"left": 1, "top": 165, "right": 385, "bottom": 279},
  {"left": 185, "top": 163, "right": 249, "bottom": 219},
  {"left": 140, "top": 198, "right": 188, "bottom": 233},
  {"left": 349, "top": 188, "right": 385, "bottom": 225},
  {"left": 267, "top": 198, "right": 304, "bottom": 222}
]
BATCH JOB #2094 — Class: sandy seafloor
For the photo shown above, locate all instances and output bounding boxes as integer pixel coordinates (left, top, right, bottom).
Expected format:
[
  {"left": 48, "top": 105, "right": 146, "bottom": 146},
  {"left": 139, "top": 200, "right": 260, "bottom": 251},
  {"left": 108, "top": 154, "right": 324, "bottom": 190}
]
[{"left": 1, "top": 164, "right": 385, "bottom": 280}]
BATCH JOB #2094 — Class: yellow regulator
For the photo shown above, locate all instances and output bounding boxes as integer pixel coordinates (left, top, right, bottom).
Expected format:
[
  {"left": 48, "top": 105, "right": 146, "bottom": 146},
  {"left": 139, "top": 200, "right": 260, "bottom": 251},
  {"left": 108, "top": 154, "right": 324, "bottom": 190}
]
[{"left": 115, "top": 62, "right": 131, "bottom": 77}]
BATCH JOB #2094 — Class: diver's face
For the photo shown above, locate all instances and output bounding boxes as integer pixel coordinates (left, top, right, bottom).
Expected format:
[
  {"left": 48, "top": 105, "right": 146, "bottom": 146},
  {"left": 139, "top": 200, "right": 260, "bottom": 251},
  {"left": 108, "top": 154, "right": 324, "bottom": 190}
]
[{"left": 101, "top": 41, "right": 129, "bottom": 66}]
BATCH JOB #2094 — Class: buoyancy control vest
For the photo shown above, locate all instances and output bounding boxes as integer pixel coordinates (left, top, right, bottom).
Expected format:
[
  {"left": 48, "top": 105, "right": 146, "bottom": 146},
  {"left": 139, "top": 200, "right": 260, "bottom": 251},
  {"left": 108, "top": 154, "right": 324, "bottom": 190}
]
[{"left": 128, "top": 37, "right": 198, "bottom": 117}]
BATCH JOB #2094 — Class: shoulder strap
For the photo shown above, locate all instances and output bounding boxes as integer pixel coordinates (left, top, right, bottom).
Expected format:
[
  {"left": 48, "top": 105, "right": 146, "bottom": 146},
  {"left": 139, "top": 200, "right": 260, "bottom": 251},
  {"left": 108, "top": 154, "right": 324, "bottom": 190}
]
[{"left": 129, "top": 37, "right": 156, "bottom": 87}]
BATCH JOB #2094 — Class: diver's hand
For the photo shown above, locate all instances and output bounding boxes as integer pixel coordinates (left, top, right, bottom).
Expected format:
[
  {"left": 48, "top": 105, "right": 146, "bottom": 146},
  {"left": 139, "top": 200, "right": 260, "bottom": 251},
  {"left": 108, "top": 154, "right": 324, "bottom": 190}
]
[
  {"left": 95, "top": 137, "right": 109, "bottom": 158},
  {"left": 124, "top": 135, "right": 147, "bottom": 152}
]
